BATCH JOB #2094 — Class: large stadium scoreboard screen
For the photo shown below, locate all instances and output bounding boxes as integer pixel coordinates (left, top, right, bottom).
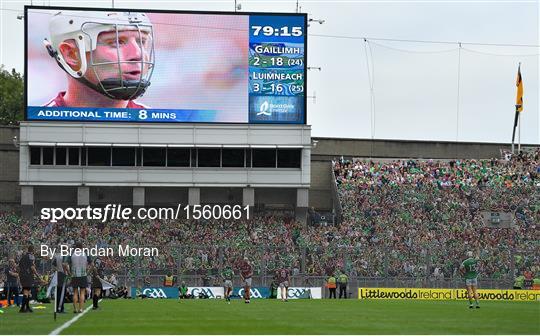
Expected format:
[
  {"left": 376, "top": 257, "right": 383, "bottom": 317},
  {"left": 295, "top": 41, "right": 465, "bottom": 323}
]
[{"left": 25, "top": 7, "right": 306, "bottom": 124}]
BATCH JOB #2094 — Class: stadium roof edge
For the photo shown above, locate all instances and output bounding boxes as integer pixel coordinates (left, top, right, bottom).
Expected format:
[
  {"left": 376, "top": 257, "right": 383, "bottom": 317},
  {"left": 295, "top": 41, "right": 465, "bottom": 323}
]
[{"left": 311, "top": 136, "right": 539, "bottom": 147}]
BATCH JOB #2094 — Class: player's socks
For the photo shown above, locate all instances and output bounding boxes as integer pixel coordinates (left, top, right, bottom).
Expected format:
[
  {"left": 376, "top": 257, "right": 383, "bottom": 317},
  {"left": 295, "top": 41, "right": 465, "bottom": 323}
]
[
  {"left": 23, "top": 296, "right": 30, "bottom": 311},
  {"left": 26, "top": 296, "right": 33, "bottom": 313},
  {"left": 93, "top": 294, "right": 99, "bottom": 309},
  {"left": 19, "top": 296, "right": 27, "bottom": 312}
]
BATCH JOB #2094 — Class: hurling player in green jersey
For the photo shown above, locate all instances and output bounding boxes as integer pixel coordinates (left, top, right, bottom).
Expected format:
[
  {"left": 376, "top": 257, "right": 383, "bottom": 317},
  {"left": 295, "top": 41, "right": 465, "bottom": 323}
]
[
  {"left": 222, "top": 266, "right": 234, "bottom": 303},
  {"left": 460, "top": 251, "right": 480, "bottom": 309}
]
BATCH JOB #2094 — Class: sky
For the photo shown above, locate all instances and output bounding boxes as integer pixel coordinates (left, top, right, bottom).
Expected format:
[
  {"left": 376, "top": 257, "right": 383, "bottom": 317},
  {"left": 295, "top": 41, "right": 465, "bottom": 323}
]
[{"left": 1, "top": 0, "right": 539, "bottom": 144}]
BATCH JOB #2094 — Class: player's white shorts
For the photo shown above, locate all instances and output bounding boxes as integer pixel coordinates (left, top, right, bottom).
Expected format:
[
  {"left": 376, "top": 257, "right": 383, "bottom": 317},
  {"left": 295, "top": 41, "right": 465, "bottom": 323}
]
[
  {"left": 224, "top": 280, "right": 233, "bottom": 289},
  {"left": 279, "top": 281, "right": 289, "bottom": 288},
  {"left": 466, "top": 278, "right": 478, "bottom": 286},
  {"left": 243, "top": 277, "right": 252, "bottom": 287}
]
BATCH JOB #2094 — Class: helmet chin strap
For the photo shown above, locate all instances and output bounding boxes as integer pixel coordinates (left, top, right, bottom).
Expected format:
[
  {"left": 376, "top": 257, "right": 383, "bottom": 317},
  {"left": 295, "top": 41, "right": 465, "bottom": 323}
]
[{"left": 76, "top": 77, "right": 151, "bottom": 101}]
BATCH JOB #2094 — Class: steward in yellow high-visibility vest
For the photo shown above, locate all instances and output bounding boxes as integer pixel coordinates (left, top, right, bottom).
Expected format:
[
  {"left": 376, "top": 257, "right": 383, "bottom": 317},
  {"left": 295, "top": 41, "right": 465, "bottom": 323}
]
[
  {"left": 337, "top": 272, "right": 349, "bottom": 299},
  {"left": 327, "top": 275, "right": 337, "bottom": 299},
  {"left": 164, "top": 273, "right": 175, "bottom": 287}
]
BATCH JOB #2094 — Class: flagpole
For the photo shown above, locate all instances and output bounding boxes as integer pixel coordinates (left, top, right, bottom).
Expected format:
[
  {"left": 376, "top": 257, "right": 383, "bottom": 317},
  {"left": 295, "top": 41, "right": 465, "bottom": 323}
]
[
  {"left": 59, "top": 277, "right": 66, "bottom": 312},
  {"left": 54, "top": 270, "right": 57, "bottom": 321},
  {"left": 512, "top": 105, "right": 518, "bottom": 155},
  {"left": 518, "top": 115, "right": 521, "bottom": 152}
]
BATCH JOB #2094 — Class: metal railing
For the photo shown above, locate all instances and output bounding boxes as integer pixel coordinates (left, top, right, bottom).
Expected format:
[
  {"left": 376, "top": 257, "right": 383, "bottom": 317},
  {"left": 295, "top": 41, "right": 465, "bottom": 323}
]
[{"left": 2, "top": 243, "right": 532, "bottom": 293}]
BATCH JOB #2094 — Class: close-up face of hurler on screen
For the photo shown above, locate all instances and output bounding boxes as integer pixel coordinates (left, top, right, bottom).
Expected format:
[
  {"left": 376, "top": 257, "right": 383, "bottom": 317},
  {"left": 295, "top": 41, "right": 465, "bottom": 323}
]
[{"left": 43, "top": 11, "right": 155, "bottom": 108}]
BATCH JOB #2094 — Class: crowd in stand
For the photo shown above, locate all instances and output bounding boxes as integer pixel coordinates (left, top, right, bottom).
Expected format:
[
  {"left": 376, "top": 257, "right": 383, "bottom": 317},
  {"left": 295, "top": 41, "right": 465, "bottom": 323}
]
[
  {"left": 0, "top": 211, "right": 305, "bottom": 282},
  {"left": 0, "top": 149, "right": 538, "bottom": 286},
  {"left": 333, "top": 149, "right": 539, "bottom": 279}
]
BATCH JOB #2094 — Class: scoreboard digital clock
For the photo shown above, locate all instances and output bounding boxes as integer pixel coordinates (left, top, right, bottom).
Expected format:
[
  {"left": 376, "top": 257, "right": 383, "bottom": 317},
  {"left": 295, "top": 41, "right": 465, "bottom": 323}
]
[{"left": 251, "top": 25, "right": 303, "bottom": 37}]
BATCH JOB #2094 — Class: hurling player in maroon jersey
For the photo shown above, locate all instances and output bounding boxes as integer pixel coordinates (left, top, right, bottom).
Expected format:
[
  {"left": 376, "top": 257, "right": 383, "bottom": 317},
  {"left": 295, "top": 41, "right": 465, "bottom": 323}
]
[
  {"left": 277, "top": 267, "right": 290, "bottom": 302},
  {"left": 240, "top": 257, "right": 253, "bottom": 303}
]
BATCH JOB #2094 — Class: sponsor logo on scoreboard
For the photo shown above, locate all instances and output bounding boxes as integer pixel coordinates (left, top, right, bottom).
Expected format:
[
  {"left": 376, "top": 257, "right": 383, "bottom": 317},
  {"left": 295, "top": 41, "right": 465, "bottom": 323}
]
[
  {"left": 256, "top": 101, "right": 295, "bottom": 116},
  {"left": 249, "top": 96, "right": 304, "bottom": 123}
]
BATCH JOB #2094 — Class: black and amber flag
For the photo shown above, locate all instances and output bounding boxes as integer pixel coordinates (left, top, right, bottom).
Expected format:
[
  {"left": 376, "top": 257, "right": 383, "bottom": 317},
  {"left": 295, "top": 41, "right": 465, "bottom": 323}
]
[{"left": 516, "top": 64, "right": 523, "bottom": 112}]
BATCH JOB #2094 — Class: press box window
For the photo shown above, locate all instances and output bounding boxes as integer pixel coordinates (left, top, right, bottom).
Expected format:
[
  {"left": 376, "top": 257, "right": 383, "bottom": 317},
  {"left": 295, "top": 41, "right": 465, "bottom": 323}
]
[
  {"left": 252, "top": 149, "right": 276, "bottom": 168},
  {"left": 191, "top": 149, "right": 197, "bottom": 167},
  {"left": 197, "top": 148, "right": 221, "bottom": 167},
  {"left": 136, "top": 148, "right": 142, "bottom": 166},
  {"left": 42, "top": 147, "right": 54, "bottom": 165},
  {"left": 30, "top": 147, "right": 41, "bottom": 165},
  {"left": 246, "top": 149, "right": 252, "bottom": 167},
  {"left": 55, "top": 147, "right": 67, "bottom": 165},
  {"left": 68, "top": 148, "right": 79, "bottom": 165},
  {"left": 277, "top": 149, "right": 301, "bottom": 168},
  {"left": 113, "top": 147, "right": 136, "bottom": 166},
  {"left": 81, "top": 148, "right": 87, "bottom": 166},
  {"left": 88, "top": 147, "right": 111, "bottom": 166},
  {"left": 143, "top": 147, "right": 166, "bottom": 167},
  {"left": 167, "top": 148, "right": 190, "bottom": 167},
  {"left": 222, "top": 149, "right": 245, "bottom": 167}
]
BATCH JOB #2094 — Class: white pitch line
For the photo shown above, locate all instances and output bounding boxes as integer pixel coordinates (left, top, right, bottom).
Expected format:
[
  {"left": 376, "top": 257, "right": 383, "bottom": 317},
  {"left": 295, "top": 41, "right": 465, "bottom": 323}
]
[{"left": 49, "top": 299, "right": 102, "bottom": 336}]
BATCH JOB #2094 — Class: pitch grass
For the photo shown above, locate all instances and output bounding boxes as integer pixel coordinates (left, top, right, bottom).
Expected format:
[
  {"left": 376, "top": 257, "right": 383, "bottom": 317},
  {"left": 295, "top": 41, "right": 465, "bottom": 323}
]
[{"left": 1, "top": 299, "right": 539, "bottom": 334}]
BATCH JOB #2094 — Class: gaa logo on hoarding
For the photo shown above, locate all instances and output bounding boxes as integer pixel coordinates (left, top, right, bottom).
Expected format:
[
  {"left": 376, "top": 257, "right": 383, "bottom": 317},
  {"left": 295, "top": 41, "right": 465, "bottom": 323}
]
[
  {"left": 142, "top": 288, "right": 167, "bottom": 299},
  {"left": 238, "top": 288, "right": 264, "bottom": 299},
  {"left": 287, "top": 288, "right": 311, "bottom": 299},
  {"left": 190, "top": 287, "right": 215, "bottom": 298}
]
